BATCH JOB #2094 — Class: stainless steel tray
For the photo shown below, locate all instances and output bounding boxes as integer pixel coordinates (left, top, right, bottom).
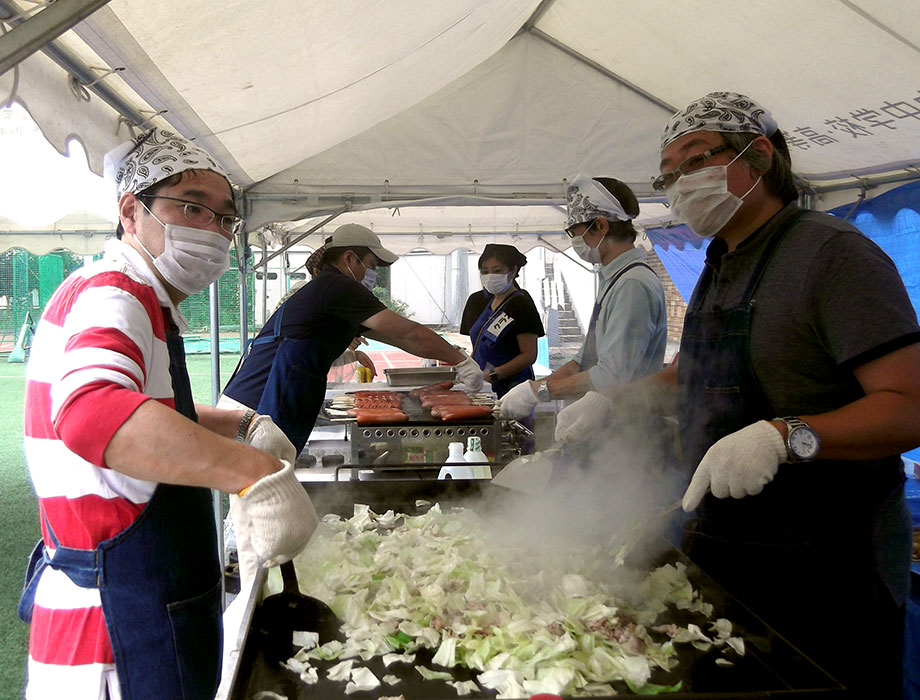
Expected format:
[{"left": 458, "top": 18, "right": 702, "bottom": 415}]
[{"left": 383, "top": 366, "right": 456, "bottom": 386}]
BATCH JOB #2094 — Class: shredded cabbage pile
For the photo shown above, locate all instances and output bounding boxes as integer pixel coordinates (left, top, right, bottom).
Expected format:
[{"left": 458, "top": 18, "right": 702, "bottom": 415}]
[{"left": 272, "top": 504, "right": 744, "bottom": 697}]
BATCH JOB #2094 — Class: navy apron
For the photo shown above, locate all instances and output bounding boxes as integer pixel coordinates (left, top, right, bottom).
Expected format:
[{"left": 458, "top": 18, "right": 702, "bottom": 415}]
[
  {"left": 20, "top": 322, "right": 222, "bottom": 700},
  {"left": 579, "top": 262, "right": 652, "bottom": 371},
  {"left": 470, "top": 290, "right": 532, "bottom": 398},
  {"left": 252, "top": 301, "right": 329, "bottom": 454},
  {"left": 678, "top": 209, "right": 908, "bottom": 696}
]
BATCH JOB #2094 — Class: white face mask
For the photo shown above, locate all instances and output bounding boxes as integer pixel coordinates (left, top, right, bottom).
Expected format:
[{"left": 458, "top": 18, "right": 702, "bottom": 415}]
[
  {"left": 571, "top": 221, "right": 602, "bottom": 264},
  {"left": 348, "top": 258, "right": 377, "bottom": 291},
  {"left": 136, "top": 201, "right": 230, "bottom": 295},
  {"left": 480, "top": 272, "right": 512, "bottom": 295},
  {"left": 665, "top": 142, "right": 761, "bottom": 238}
]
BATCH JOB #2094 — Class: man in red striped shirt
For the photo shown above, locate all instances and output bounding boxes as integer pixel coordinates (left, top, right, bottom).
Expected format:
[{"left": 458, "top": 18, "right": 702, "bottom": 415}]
[{"left": 21, "top": 128, "right": 317, "bottom": 700}]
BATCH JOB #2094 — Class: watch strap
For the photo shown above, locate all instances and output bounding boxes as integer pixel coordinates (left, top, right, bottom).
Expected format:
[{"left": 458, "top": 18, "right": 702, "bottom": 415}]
[
  {"left": 536, "top": 380, "right": 551, "bottom": 402},
  {"left": 236, "top": 408, "right": 258, "bottom": 442},
  {"left": 775, "top": 416, "right": 814, "bottom": 463}
]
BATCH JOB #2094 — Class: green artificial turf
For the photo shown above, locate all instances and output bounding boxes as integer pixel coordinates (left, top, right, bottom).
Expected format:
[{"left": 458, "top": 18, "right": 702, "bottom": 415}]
[{"left": 0, "top": 353, "right": 238, "bottom": 698}]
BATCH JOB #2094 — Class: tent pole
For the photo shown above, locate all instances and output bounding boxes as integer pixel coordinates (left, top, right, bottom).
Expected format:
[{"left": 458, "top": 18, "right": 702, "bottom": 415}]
[
  {"left": 0, "top": 0, "right": 112, "bottom": 78},
  {"left": 257, "top": 208, "right": 347, "bottom": 267}
]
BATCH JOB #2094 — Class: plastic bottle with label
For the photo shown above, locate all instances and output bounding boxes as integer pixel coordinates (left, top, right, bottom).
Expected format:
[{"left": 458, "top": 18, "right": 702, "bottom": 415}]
[
  {"left": 463, "top": 436, "right": 491, "bottom": 479},
  {"left": 438, "top": 442, "right": 475, "bottom": 480}
]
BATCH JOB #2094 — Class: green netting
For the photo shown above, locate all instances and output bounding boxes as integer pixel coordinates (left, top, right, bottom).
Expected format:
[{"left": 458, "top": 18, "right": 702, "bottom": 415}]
[{"left": 0, "top": 247, "right": 255, "bottom": 357}]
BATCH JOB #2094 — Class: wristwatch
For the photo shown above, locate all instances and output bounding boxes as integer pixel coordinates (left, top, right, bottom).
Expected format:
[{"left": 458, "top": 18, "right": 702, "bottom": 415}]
[
  {"left": 488, "top": 370, "right": 499, "bottom": 384},
  {"left": 775, "top": 416, "right": 821, "bottom": 463},
  {"left": 535, "top": 379, "right": 551, "bottom": 402}
]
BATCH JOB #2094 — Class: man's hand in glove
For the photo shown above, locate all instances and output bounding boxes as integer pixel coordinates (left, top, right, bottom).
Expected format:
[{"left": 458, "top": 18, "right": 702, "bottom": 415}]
[
  {"left": 244, "top": 414, "right": 296, "bottom": 462},
  {"left": 553, "top": 391, "right": 613, "bottom": 444},
  {"left": 499, "top": 380, "right": 539, "bottom": 419},
  {"left": 237, "top": 460, "right": 319, "bottom": 568},
  {"left": 455, "top": 352, "right": 484, "bottom": 392},
  {"left": 682, "top": 421, "right": 787, "bottom": 512}
]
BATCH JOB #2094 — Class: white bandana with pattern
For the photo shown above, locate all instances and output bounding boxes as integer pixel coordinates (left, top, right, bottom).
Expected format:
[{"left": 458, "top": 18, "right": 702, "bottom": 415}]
[
  {"left": 104, "top": 128, "right": 229, "bottom": 200},
  {"left": 660, "top": 92, "right": 778, "bottom": 150},
  {"left": 565, "top": 174, "right": 632, "bottom": 230}
]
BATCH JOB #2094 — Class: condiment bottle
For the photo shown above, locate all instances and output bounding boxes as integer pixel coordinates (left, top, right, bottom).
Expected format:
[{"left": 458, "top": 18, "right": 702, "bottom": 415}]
[
  {"left": 438, "top": 442, "right": 473, "bottom": 480},
  {"left": 464, "top": 436, "right": 491, "bottom": 478}
]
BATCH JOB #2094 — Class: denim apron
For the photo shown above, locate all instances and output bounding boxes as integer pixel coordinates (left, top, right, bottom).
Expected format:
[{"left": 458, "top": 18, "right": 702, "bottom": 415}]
[
  {"left": 579, "top": 262, "right": 652, "bottom": 371},
  {"left": 251, "top": 301, "right": 330, "bottom": 454},
  {"left": 20, "top": 323, "right": 222, "bottom": 700},
  {"left": 678, "top": 209, "right": 908, "bottom": 695},
  {"left": 470, "top": 291, "right": 531, "bottom": 398}
]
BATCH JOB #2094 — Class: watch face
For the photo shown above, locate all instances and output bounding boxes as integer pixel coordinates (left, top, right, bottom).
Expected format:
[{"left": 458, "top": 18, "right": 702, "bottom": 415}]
[{"left": 789, "top": 426, "right": 820, "bottom": 459}]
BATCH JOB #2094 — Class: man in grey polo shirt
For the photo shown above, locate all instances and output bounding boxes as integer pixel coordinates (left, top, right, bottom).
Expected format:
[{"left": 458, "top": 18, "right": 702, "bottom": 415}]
[{"left": 556, "top": 92, "right": 920, "bottom": 696}]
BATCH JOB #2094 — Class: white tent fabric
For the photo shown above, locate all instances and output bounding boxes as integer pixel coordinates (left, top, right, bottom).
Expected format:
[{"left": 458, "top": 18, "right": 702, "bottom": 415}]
[
  {"left": 272, "top": 200, "right": 674, "bottom": 255},
  {"left": 3, "top": 0, "right": 920, "bottom": 241}
]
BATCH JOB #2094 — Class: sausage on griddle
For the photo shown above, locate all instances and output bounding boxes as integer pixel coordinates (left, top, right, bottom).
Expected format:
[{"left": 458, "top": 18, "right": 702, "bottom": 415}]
[{"left": 438, "top": 405, "right": 495, "bottom": 422}]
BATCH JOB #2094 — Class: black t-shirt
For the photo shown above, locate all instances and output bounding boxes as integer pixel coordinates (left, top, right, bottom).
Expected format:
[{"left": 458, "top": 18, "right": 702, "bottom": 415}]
[
  {"left": 223, "top": 265, "right": 386, "bottom": 407},
  {"left": 460, "top": 287, "right": 544, "bottom": 356}
]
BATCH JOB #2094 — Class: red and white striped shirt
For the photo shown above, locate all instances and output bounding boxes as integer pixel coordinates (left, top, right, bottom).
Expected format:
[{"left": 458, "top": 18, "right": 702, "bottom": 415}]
[{"left": 23, "top": 238, "right": 188, "bottom": 700}]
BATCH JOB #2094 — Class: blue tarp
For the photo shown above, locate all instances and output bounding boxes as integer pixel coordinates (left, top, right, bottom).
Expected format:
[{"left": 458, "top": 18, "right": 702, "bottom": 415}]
[
  {"left": 828, "top": 181, "right": 920, "bottom": 463},
  {"left": 645, "top": 224, "right": 707, "bottom": 303}
]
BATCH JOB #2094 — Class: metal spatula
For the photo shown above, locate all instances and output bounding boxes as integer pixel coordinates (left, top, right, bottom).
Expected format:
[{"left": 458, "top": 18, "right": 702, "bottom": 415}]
[
  {"left": 491, "top": 442, "right": 565, "bottom": 495},
  {"left": 252, "top": 560, "right": 344, "bottom": 662}
]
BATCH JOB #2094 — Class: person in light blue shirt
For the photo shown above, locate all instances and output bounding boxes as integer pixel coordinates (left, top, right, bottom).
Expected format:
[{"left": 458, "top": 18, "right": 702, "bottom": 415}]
[{"left": 500, "top": 175, "right": 667, "bottom": 418}]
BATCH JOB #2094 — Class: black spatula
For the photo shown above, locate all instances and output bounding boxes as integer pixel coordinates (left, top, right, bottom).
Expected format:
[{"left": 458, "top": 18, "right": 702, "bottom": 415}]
[{"left": 252, "top": 560, "right": 344, "bottom": 662}]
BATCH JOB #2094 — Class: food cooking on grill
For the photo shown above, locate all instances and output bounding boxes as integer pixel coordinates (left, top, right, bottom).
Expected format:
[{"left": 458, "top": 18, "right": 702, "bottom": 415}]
[{"left": 268, "top": 504, "right": 746, "bottom": 697}]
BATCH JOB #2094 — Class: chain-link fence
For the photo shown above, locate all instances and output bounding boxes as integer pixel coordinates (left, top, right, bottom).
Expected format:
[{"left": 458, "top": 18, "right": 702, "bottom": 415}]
[{"left": 0, "top": 248, "right": 254, "bottom": 358}]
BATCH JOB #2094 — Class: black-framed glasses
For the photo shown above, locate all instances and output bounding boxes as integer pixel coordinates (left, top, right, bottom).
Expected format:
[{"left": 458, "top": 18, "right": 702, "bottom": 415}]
[
  {"left": 138, "top": 194, "right": 243, "bottom": 234},
  {"left": 565, "top": 219, "right": 595, "bottom": 239},
  {"left": 652, "top": 143, "right": 732, "bottom": 192}
]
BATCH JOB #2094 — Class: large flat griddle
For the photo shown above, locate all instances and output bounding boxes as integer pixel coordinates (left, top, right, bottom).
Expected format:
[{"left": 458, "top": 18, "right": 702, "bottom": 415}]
[{"left": 225, "top": 480, "right": 845, "bottom": 699}]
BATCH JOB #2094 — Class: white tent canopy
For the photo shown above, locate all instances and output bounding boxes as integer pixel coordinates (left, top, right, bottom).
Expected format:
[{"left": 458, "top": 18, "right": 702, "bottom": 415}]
[
  {"left": 0, "top": 210, "right": 114, "bottom": 255},
  {"left": 3, "top": 0, "right": 920, "bottom": 241}
]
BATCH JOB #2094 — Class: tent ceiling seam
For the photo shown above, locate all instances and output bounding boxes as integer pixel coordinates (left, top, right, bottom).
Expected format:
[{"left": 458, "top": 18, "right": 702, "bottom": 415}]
[
  {"left": 527, "top": 26, "right": 676, "bottom": 114},
  {"left": 212, "top": 11, "right": 477, "bottom": 138},
  {"left": 520, "top": 0, "right": 557, "bottom": 33},
  {"left": 836, "top": 0, "right": 920, "bottom": 55}
]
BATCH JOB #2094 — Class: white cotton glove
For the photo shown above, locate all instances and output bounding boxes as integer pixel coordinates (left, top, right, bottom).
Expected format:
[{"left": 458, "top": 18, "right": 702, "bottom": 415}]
[
  {"left": 681, "top": 420, "right": 787, "bottom": 512},
  {"left": 229, "top": 493, "right": 259, "bottom": 588},
  {"left": 455, "top": 353, "right": 485, "bottom": 392},
  {"left": 499, "top": 381, "right": 539, "bottom": 420},
  {"left": 244, "top": 414, "right": 297, "bottom": 462},
  {"left": 237, "top": 461, "right": 319, "bottom": 568},
  {"left": 553, "top": 391, "right": 613, "bottom": 445}
]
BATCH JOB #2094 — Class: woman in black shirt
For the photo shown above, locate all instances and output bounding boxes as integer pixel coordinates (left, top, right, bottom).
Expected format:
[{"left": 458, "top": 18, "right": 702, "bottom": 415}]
[{"left": 460, "top": 244, "right": 545, "bottom": 399}]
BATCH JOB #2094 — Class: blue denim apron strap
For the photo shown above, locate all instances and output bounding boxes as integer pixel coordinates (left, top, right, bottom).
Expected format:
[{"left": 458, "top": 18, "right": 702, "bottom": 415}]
[
  {"left": 100, "top": 324, "right": 220, "bottom": 699},
  {"left": 580, "top": 262, "right": 653, "bottom": 371},
  {"left": 165, "top": 323, "right": 197, "bottom": 421},
  {"left": 18, "top": 510, "right": 99, "bottom": 623}
]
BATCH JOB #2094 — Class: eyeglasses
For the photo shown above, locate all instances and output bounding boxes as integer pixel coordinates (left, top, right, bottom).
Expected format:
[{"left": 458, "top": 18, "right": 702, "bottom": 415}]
[
  {"left": 652, "top": 143, "right": 732, "bottom": 192},
  {"left": 565, "top": 220, "right": 595, "bottom": 239},
  {"left": 138, "top": 194, "right": 243, "bottom": 234}
]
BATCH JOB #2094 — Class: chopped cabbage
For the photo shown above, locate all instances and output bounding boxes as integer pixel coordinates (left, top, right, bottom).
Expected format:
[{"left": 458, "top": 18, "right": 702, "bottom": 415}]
[
  {"left": 448, "top": 679, "right": 480, "bottom": 695},
  {"left": 326, "top": 659, "right": 353, "bottom": 681},
  {"left": 282, "top": 503, "right": 740, "bottom": 695},
  {"left": 344, "top": 667, "right": 380, "bottom": 694},
  {"left": 416, "top": 665, "right": 454, "bottom": 681}
]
